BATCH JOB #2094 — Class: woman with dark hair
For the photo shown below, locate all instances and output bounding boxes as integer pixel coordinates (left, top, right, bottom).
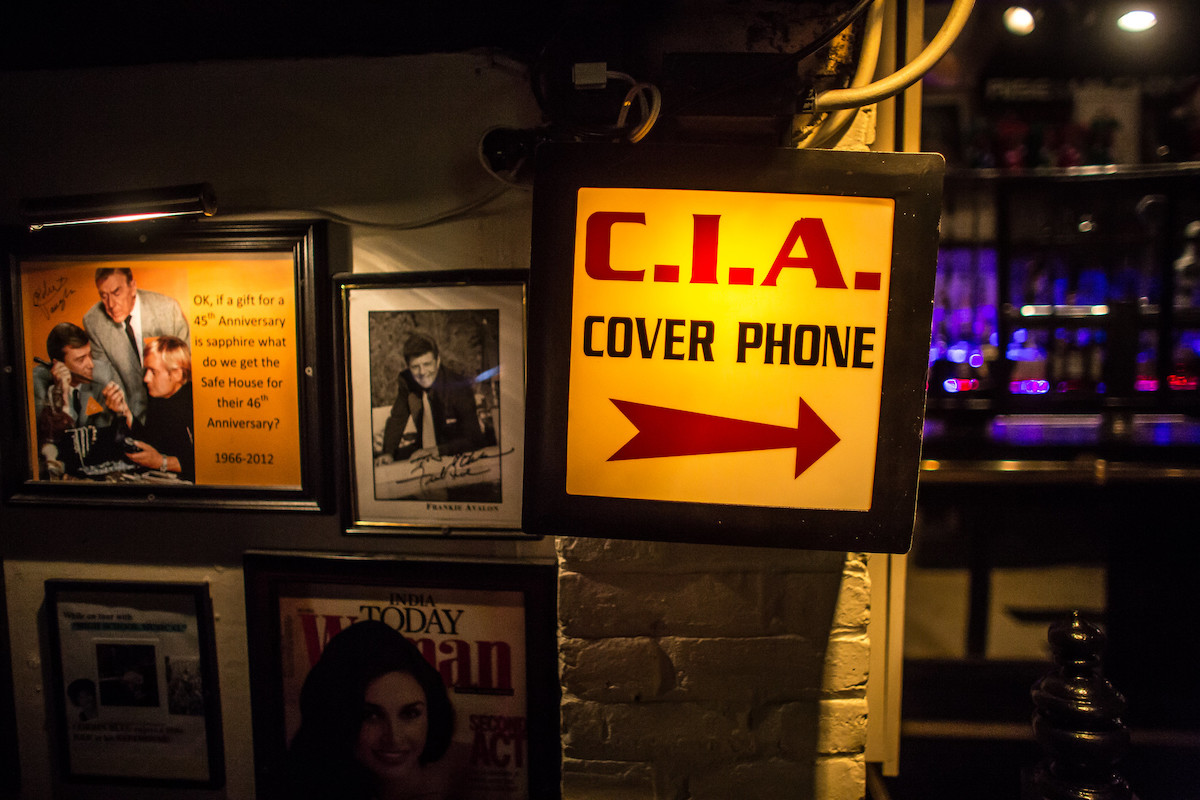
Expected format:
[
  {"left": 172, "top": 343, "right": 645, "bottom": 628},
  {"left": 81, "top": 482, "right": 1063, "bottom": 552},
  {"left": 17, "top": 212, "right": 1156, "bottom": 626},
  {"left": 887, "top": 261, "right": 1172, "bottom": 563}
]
[{"left": 276, "top": 620, "right": 469, "bottom": 800}]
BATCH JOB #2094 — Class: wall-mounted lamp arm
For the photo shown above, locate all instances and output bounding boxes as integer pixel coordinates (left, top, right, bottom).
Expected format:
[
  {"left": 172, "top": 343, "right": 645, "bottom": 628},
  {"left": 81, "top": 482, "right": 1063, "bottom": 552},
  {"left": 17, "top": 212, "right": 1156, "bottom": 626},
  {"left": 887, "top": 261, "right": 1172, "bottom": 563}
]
[{"left": 20, "top": 183, "right": 216, "bottom": 231}]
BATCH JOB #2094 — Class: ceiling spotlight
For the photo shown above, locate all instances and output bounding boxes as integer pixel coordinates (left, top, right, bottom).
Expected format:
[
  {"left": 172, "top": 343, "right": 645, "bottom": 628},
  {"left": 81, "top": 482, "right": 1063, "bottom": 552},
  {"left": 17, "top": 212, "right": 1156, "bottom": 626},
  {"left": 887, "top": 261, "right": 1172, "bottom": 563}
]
[
  {"left": 1116, "top": 9, "right": 1157, "bottom": 32},
  {"left": 1003, "top": 6, "right": 1037, "bottom": 36}
]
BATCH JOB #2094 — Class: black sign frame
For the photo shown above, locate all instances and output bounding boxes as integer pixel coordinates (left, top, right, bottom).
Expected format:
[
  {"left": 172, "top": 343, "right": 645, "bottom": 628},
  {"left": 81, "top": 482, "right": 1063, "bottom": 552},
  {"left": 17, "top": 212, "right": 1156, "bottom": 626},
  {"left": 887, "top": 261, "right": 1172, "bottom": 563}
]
[{"left": 524, "top": 142, "right": 944, "bottom": 553}]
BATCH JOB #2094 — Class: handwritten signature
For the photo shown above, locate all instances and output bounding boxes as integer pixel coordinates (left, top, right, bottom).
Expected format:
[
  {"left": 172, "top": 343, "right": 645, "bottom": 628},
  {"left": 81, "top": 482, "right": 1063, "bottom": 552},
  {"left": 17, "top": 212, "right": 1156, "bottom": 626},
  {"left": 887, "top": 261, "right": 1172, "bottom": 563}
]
[
  {"left": 389, "top": 447, "right": 515, "bottom": 489},
  {"left": 30, "top": 276, "right": 75, "bottom": 320}
]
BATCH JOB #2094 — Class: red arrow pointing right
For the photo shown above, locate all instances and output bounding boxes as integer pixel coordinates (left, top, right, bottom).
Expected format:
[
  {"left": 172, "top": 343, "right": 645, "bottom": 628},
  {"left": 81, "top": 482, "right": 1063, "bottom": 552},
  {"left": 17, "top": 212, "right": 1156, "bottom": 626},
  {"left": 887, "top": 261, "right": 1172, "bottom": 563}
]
[{"left": 608, "top": 397, "right": 840, "bottom": 478}]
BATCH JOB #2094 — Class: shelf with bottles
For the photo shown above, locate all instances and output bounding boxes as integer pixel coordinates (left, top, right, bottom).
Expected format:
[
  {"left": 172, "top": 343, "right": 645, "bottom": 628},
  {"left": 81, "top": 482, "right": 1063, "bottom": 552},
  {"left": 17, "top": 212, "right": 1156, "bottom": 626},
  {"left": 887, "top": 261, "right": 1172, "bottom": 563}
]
[
  {"left": 926, "top": 294, "right": 1200, "bottom": 413},
  {"left": 939, "top": 163, "right": 1200, "bottom": 245},
  {"left": 922, "top": 166, "right": 1200, "bottom": 461}
]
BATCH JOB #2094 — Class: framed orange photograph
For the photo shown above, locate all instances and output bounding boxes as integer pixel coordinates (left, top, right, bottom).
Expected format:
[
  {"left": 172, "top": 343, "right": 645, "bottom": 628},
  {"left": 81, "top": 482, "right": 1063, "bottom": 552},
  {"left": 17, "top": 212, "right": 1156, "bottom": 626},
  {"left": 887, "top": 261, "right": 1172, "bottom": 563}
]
[{"left": 1, "top": 220, "right": 347, "bottom": 510}]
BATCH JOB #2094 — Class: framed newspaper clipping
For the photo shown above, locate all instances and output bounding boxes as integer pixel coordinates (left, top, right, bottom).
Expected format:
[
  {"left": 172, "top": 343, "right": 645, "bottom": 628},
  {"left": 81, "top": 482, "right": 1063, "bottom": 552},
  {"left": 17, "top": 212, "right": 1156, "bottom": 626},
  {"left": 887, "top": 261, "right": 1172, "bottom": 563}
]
[
  {"left": 335, "top": 270, "right": 530, "bottom": 535},
  {"left": 43, "top": 579, "right": 225, "bottom": 788},
  {"left": 0, "top": 220, "right": 348, "bottom": 511},
  {"left": 244, "top": 552, "right": 560, "bottom": 800}
]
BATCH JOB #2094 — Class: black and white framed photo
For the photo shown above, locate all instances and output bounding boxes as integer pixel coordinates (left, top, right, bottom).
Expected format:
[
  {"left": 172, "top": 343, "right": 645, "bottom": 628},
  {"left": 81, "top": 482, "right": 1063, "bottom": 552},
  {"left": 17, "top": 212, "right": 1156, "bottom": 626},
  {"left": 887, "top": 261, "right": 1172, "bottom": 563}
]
[
  {"left": 243, "top": 552, "right": 560, "bottom": 800},
  {"left": 335, "top": 270, "right": 528, "bottom": 534},
  {"left": 43, "top": 579, "right": 224, "bottom": 788}
]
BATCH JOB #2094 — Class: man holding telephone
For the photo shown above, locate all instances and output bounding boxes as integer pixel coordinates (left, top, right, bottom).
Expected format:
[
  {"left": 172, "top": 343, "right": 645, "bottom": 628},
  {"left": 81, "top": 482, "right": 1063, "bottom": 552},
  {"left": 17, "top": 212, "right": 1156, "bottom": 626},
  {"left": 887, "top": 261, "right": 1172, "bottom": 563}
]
[{"left": 32, "top": 322, "right": 119, "bottom": 477}]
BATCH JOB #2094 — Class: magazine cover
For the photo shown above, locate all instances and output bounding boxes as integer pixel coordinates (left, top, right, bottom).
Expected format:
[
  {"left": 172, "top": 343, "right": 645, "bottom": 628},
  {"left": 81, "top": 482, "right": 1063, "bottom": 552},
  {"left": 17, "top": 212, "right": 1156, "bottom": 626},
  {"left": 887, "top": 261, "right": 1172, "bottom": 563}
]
[{"left": 276, "top": 581, "right": 530, "bottom": 800}]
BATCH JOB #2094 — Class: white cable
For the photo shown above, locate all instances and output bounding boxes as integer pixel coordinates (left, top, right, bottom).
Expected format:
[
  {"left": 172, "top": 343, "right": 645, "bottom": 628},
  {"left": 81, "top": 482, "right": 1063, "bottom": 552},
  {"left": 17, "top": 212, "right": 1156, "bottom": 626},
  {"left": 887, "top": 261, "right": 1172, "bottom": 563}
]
[
  {"left": 628, "top": 84, "right": 662, "bottom": 142},
  {"left": 606, "top": 70, "right": 636, "bottom": 85},
  {"left": 814, "top": 0, "right": 974, "bottom": 112},
  {"left": 616, "top": 83, "right": 647, "bottom": 129},
  {"left": 798, "top": 0, "right": 886, "bottom": 148},
  {"left": 609, "top": 70, "right": 662, "bottom": 142},
  {"left": 294, "top": 186, "right": 512, "bottom": 230}
]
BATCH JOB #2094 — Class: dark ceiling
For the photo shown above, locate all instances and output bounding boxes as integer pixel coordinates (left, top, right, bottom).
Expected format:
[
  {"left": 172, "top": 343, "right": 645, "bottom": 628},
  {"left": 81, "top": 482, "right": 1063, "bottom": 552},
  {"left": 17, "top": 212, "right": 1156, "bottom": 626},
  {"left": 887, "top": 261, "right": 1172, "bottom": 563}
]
[
  {"left": 1, "top": 2, "right": 877, "bottom": 149},
  {"left": 0, "top": 1, "right": 576, "bottom": 70},
  {"left": 0, "top": 1, "right": 870, "bottom": 72},
  {"left": 5, "top": 2, "right": 1196, "bottom": 105},
  {"left": 5, "top": 1, "right": 1197, "bottom": 78}
]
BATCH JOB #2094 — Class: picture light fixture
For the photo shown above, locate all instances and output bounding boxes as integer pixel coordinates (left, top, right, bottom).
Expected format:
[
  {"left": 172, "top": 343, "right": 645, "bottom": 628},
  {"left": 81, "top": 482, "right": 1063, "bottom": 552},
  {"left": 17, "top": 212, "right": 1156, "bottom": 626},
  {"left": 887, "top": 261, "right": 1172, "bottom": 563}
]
[{"left": 20, "top": 182, "right": 217, "bottom": 231}]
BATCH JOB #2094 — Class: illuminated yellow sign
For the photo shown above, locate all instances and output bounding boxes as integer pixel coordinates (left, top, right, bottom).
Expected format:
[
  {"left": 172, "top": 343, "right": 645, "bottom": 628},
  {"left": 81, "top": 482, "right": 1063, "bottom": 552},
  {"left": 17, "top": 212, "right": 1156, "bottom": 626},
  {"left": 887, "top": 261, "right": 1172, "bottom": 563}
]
[{"left": 566, "top": 186, "right": 896, "bottom": 512}]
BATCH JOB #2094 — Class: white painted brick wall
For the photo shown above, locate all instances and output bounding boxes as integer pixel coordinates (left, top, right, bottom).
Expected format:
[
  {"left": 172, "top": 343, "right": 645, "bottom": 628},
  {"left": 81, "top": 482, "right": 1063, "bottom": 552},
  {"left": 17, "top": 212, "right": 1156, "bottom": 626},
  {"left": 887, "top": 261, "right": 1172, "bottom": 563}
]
[{"left": 557, "top": 538, "right": 872, "bottom": 800}]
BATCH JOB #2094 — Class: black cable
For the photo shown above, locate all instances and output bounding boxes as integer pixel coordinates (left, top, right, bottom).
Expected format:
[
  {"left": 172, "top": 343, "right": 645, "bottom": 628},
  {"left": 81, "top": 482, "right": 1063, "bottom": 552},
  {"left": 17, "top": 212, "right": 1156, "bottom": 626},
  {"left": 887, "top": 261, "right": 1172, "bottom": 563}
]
[
  {"left": 667, "top": 0, "right": 876, "bottom": 118},
  {"left": 529, "top": 0, "right": 876, "bottom": 138},
  {"left": 530, "top": 0, "right": 878, "bottom": 137},
  {"left": 788, "top": 0, "right": 877, "bottom": 69}
]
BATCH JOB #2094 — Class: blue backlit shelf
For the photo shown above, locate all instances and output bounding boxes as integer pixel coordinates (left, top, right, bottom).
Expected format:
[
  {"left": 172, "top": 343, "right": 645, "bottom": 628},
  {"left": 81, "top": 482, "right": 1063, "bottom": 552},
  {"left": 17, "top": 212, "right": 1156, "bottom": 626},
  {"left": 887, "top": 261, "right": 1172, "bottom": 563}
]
[{"left": 922, "top": 165, "right": 1200, "bottom": 471}]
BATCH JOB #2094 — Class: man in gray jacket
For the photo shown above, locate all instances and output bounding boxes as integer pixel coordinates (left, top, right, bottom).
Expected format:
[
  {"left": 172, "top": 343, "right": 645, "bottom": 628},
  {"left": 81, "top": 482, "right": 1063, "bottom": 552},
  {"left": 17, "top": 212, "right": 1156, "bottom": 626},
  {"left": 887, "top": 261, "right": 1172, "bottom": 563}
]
[{"left": 83, "top": 267, "right": 189, "bottom": 424}]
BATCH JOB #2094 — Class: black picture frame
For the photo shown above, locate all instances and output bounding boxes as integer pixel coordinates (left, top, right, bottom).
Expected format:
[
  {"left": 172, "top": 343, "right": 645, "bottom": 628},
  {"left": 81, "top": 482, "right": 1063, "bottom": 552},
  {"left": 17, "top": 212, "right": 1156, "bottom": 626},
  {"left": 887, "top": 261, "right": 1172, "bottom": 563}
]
[
  {"left": 243, "top": 551, "right": 560, "bottom": 800},
  {"left": 43, "top": 579, "right": 225, "bottom": 788},
  {"left": 0, "top": 220, "right": 348, "bottom": 511},
  {"left": 0, "top": 562, "right": 19, "bottom": 798},
  {"left": 525, "top": 142, "right": 944, "bottom": 553},
  {"left": 333, "top": 270, "right": 535, "bottom": 536}
]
